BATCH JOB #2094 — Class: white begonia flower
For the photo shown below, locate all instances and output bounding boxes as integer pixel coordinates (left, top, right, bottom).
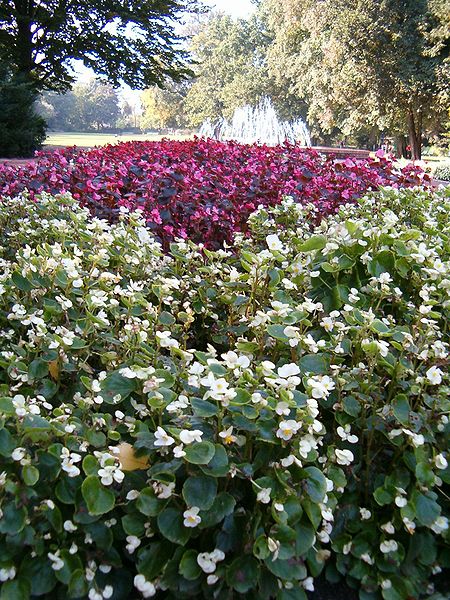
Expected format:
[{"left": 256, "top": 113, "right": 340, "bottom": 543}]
[
  {"left": 403, "top": 517, "right": 416, "bottom": 534},
  {"left": 179, "top": 429, "right": 203, "bottom": 445},
  {"left": 155, "top": 330, "right": 179, "bottom": 348},
  {"left": 381, "top": 580, "right": 392, "bottom": 590},
  {"left": 120, "top": 367, "right": 137, "bottom": 379},
  {"left": 335, "top": 449, "right": 354, "bottom": 466},
  {"left": 152, "top": 482, "right": 176, "bottom": 499},
  {"left": 266, "top": 234, "right": 283, "bottom": 252},
  {"left": 207, "top": 575, "right": 219, "bottom": 585},
  {"left": 154, "top": 427, "right": 175, "bottom": 447},
  {"left": 219, "top": 426, "right": 237, "bottom": 445},
  {"left": 102, "top": 586, "right": 114, "bottom": 599},
  {"left": 275, "top": 401, "right": 291, "bottom": 416},
  {"left": 435, "top": 454, "right": 448, "bottom": 470},
  {"left": 63, "top": 520, "right": 78, "bottom": 532},
  {"left": 126, "top": 535, "right": 141, "bottom": 553},
  {"left": 430, "top": 516, "right": 448, "bottom": 535},
  {"left": 298, "top": 434, "right": 319, "bottom": 458},
  {"left": 395, "top": 495, "right": 407, "bottom": 508},
  {"left": 173, "top": 444, "right": 186, "bottom": 458},
  {"left": 378, "top": 272, "right": 393, "bottom": 285},
  {"left": 307, "top": 375, "right": 336, "bottom": 399},
  {"left": 360, "top": 553, "right": 374, "bottom": 565},
  {"left": 0, "top": 567, "right": 16, "bottom": 582},
  {"left": 359, "top": 508, "right": 371, "bottom": 520},
  {"left": 337, "top": 425, "right": 359, "bottom": 444},
  {"left": 256, "top": 487, "right": 271, "bottom": 504},
  {"left": 280, "top": 454, "right": 302, "bottom": 467},
  {"left": 221, "top": 351, "right": 250, "bottom": 370},
  {"left": 380, "top": 540, "right": 398, "bottom": 554},
  {"left": 197, "top": 553, "right": 217, "bottom": 574},
  {"left": 426, "top": 366, "right": 443, "bottom": 385},
  {"left": 98, "top": 464, "right": 124, "bottom": 486},
  {"left": 48, "top": 551, "right": 64, "bottom": 570},
  {"left": 11, "top": 447, "right": 27, "bottom": 461},
  {"left": 302, "top": 577, "right": 315, "bottom": 592},
  {"left": 276, "top": 419, "right": 302, "bottom": 441},
  {"left": 134, "top": 574, "right": 156, "bottom": 598},
  {"left": 277, "top": 363, "right": 300, "bottom": 379},
  {"left": 183, "top": 506, "right": 201, "bottom": 527},
  {"left": 126, "top": 490, "right": 140, "bottom": 501},
  {"left": 381, "top": 521, "right": 395, "bottom": 534}
]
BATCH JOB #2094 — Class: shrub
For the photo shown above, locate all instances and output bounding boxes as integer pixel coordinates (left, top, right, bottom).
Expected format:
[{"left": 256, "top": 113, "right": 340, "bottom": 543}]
[
  {"left": 0, "top": 65, "right": 46, "bottom": 158},
  {"left": 0, "top": 186, "right": 448, "bottom": 600},
  {"left": 433, "top": 163, "right": 450, "bottom": 182},
  {"left": 0, "top": 140, "right": 429, "bottom": 247}
]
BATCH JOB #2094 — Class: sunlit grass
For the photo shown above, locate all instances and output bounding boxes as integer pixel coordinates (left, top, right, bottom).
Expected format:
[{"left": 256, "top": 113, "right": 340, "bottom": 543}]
[{"left": 45, "top": 131, "right": 191, "bottom": 148}]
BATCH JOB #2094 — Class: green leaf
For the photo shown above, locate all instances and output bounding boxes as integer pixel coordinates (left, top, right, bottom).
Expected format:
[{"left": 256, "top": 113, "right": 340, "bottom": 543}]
[
  {"left": 200, "top": 444, "right": 229, "bottom": 477},
  {"left": 157, "top": 508, "right": 190, "bottom": 545},
  {"left": 191, "top": 397, "right": 219, "bottom": 417},
  {"left": 0, "top": 579, "right": 31, "bottom": 600},
  {"left": 184, "top": 441, "right": 216, "bottom": 465},
  {"left": 68, "top": 569, "right": 89, "bottom": 598},
  {"left": 0, "top": 428, "right": 16, "bottom": 456},
  {"left": 28, "top": 358, "right": 49, "bottom": 379},
  {"left": 413, "top": 492, "right": 440, "bottom": 526},
  {"left": 299, "top": 353, "right": 329, "bottom": 374},
  {"left": 278, "top": 588, "right": 307, "bottom": 600},
  {"left": 0, "top": 396, "right": 15, "bottom": 415},
  {"left": 392, "top": 394, "right": 410, "bottom": 426},
  {"left": 231, "top": 388, "right": 251, "bottom": 405},
  {"left": 136, "top": 487, "right": 166, "bottom": 517},
  {"left": 199, "top": 492, "right": 236, "bottom": 528},
  {"left": 139, "top": 542, "right": 172, "bottom": 581},
  {"left": 22, "top": 464, "right": 40, "bottom": 486},
  {"left": 0, "top": 503, "right": 27, "bottom": 535},
  {"left": 303, "top": 466, "right": 327, "bottom": 503},
  {"left": 100, "top": 371, "right": 136, "bottom": 403},
  {"left": 343, "top": 395, "right": 361, "bottom": 417},
  {"left": 294, "top": 522, "right": 316, "bottom": 555},
  {"left": 12, "top": 271, "right": 33, "bottom": 291},
  {"left": 122, "top": 513, "right": 146, "bottom": 537},
  {"left": 179, "top": 550, "right": 202, "bottom": 581},
  {"left": 158, "top": 311, "right": 176, "bottom": 325},
  {"left": 154, "top": 369, "right": 175, "bottom": 388},
  {"left": 370, "top": 319, "right": 390, "bottom": 334},
  {"left": 226, "top": 556, "right": 259, "bottom": 593},
  {"left": 183, "top": 475, "right": 217, "bottom": 510},
  {"left": 266, "top": 557, "right": 307, "bottom": 580},
  {"left": 81, "top": 476, "right": 115, "bottom": 515},
  {"left": 299, "top": 235, "right": 327, "bottom": 252},
  {"left": 21, "top": 556, "right": 56, "bottom": 596},
  {"left": 267, "top": 324, "right": 289, "bottom": 341}
]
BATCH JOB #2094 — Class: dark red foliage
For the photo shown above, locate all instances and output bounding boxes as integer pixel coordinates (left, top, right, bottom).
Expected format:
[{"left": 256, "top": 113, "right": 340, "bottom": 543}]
[{"left": 0, "top": 140, "right": 429, "bottom": 248}]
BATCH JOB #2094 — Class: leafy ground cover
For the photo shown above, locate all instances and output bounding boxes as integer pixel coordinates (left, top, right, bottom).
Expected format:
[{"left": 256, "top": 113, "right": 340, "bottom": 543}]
[
  {"left": 0, "top": 140, "right": 429, "bottom": 248},
  {"left": 0, "top": 186, "right": 448, "bottom": 600}
]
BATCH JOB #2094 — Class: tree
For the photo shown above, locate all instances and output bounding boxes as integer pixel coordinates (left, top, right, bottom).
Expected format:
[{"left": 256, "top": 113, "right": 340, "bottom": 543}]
[
  {"left": 0, "top": 61, "right": 46, "bottom": 157},
  {"left": 264, "top": 0, "right": 449, "bottom": 157},
  {"left": 39, "top": 80, "right": 120, "bottom": 131},
  {"left": 73, "top": 80, "right": 120, "bottom": 131},
  {"left": 0, "top": 1, "right": 203, "bottom": 93},
  {"left": 141, "top": 82, "right": 189, "bottom": 130},
  {"left": 184, "top": 13, "right": 273, "bottom": 126}
]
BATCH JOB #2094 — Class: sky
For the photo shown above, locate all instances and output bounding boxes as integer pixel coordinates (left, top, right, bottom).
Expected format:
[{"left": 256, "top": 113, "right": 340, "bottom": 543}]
[{"left": 208, "top": 0, "right": 256, "bottom": 19}]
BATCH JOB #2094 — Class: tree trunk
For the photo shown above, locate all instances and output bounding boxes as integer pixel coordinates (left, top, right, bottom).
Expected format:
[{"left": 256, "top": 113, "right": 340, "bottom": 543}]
[
  {"left": 407, "top": 109, "right": 422, "bottom": 160},
  {"left": 394, "top": 135, "right": 407, "bottom": 159},
  {"left": 14, "top": 0, "right": 34, "bottom": 82}
]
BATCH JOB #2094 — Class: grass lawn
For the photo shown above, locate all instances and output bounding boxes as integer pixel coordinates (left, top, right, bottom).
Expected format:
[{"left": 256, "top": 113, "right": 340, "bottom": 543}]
[{"left": 45, "top": 131, "right": 191, "bottom": 148}]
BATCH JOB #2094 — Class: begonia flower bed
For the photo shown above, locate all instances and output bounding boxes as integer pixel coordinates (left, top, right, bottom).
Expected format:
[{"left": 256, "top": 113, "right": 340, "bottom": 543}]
[{"left": 0, "top": 139, "right": 428, "bottom": 247}]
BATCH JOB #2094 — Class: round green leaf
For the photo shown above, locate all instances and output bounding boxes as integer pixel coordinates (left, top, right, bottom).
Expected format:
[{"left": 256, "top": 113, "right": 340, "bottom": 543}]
[
  {"left": 157, "top": 508, "right": 190, "bottom": 545},
  {"left": 81, "top": 476, "right": 115, "bottom": 516},
  {"left": 184, "top": 441, "right": 216, "bottom": 465},
  {"left": 179, "top": 550, "right": 202, "bottom": 581},
  {"left": 182, "top": 475, "right": 217, "bottom": 510}
]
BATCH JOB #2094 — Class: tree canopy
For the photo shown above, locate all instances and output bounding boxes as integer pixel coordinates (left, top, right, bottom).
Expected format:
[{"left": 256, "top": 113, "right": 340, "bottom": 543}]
[
  {"left": 0, "top": 0, "right": 203, "bottom": 93},
  {"left": 262, "top": 0, "right": 450, "bottom": 157}
]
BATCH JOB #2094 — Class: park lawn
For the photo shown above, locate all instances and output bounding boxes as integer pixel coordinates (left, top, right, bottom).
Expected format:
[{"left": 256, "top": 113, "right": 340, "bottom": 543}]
[{"left": 45, "top": 131, "right": 191, "bottom": 148}]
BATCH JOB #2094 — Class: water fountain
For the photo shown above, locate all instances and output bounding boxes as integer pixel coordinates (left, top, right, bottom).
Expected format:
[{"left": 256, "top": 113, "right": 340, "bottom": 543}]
[{"left": 199, "top": 97, "right": 311, "bottom": 147}]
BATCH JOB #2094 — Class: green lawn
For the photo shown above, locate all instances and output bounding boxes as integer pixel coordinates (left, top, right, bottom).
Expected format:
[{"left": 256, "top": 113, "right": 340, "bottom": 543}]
[{"left": 45, "top": 131, "right": 191, "bottom": 148}]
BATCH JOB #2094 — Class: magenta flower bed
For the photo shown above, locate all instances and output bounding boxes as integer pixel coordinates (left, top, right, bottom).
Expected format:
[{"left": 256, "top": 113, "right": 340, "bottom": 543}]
[{"left": 0, "top": 139, "right": 428, "bottom": 247}]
